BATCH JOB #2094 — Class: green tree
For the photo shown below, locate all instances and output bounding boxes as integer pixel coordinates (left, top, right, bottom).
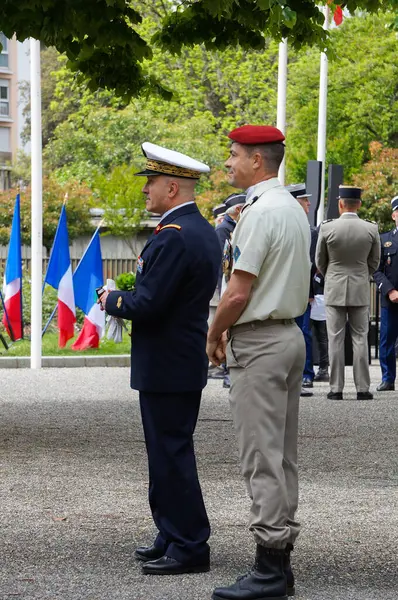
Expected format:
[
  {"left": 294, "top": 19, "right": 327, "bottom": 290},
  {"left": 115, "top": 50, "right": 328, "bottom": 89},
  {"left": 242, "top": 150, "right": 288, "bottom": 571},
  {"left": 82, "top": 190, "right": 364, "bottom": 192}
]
[
  {"left": 1, "top": 0, "right": 396, "bottom": 98},
  {"left": 286, "top": 12, "right": 398, "bottom": 182},
  {"left": 93, "top": 164, "right": 147, "bottom": 258},
  {"left": 0, "top": 178, "right": 94, "bottom": 249},
  {"left": 355, "top": 143, "right": 398, "bottom": 233}
]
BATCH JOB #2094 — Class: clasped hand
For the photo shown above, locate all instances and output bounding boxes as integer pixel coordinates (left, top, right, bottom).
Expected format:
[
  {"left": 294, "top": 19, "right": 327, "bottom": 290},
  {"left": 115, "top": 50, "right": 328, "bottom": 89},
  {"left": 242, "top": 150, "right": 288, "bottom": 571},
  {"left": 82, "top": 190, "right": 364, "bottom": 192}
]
[{"left": 206, "top": 331, "right": 228, "bottom": 366}]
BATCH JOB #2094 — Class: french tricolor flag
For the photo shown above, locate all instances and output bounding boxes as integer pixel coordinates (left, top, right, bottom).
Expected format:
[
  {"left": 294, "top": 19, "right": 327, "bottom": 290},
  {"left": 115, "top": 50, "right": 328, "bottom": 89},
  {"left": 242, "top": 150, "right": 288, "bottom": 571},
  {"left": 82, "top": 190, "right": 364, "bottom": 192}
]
[
  {"left": 2, "top": 194, "right": 23, "bottom": 341},
  {"left": 71, "top": 228, "right": 105, "bottom": 350},
  {"left": 44, "top": 204, "right": 76, "bottom": 347}
]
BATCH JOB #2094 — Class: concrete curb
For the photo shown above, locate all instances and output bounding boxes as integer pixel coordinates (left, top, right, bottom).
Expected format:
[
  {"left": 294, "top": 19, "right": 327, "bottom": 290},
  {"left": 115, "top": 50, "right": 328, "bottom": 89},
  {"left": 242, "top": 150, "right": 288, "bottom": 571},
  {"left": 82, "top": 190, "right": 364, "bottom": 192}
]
[{"left": 0, "top": 354, "right": 131, "bottom": 368}]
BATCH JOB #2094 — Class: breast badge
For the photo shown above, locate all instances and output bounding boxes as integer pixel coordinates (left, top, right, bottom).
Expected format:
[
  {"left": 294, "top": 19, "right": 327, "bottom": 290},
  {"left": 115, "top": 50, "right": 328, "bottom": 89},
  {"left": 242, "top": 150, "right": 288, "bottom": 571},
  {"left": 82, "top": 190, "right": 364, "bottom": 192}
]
[{"left": 384, "top": 241, "right": 392, "bottom": 248}]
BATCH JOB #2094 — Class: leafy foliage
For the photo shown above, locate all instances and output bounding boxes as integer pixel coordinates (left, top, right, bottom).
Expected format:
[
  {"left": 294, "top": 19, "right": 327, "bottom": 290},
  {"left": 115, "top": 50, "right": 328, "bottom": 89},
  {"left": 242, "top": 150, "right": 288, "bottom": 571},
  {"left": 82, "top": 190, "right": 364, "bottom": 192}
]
[
  {"left": 356, "top": 143, "right": 398, "bottom": 233},
  {"left": 286, "top": 12, "right": 398, "bottom": 182},
  {"left": 1, "top": 0, "right": 397, "bottom": 98},
  {"left": 0, "top": 178, "right": 93, "bottom": 249},
  {"left": 116, "top": 271, "right": 136, "bottom": 291},
  {"left": 93, "top": 164, "right": 147, "bottom": 256}
]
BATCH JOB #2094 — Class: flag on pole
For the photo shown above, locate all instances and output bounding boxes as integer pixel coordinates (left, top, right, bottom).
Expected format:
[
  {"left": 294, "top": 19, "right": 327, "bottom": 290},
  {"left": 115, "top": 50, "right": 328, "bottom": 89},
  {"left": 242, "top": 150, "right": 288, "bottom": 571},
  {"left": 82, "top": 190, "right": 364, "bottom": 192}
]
[
  {"left": 2, "top": 194, "right": 23, "bottom": 340},
  {"left": 44, "top": 204, "right": 76, "bottom": 347},
  {"left": 71, "top": 228, "right": 104, "bottom": 350}
]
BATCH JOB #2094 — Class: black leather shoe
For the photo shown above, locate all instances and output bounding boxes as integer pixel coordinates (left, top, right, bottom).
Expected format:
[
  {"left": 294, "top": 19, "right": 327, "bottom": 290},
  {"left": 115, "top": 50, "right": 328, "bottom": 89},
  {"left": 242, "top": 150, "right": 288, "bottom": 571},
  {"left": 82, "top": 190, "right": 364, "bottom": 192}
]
[
  {"left": 376, "top": 381, "right": 395, "bottom": 391},
  {"left": 314, "top": 369, "right": 329, "bottom": 382},
  {"left": 142, "top": 555, "right": 210, "bottom": 575},
  {"left": 300, "top": 388, "right": 313, "bottom": 397},
  {"left": 134, "top": 544, "right": 164, "bottom": 562},
  {"left": 212, "top": 545, "right": 287, "bottom": 599},
  {"left": 357, "top": 391, "right": 373, "bottom": 400},
  {"left": 302, "top": 378, "right": 313, "bottom": 388},
  {"left": 327, "top": 391, "right": 343, "bottom": 400}
]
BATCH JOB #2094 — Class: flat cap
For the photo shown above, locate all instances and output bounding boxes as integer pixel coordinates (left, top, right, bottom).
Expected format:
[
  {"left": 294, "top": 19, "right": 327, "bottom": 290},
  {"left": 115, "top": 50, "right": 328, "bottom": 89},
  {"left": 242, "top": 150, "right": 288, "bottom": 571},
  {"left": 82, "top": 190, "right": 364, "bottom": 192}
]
[
  {"left": 212, "top": 204, "right": 227, "bottom": 218},
  {"left": 135, "top": 142, "right": 210, "bottom": 179},
  {"left": 228, "top": 125, "right": 285, "bottom": 145},
  {"left": 391, "top": 195, "right": 398, "bottom": 212},
  {"left": 224, "top": 192, "right": 247, "bottom": 208},
  {"left": 338, "top": 185, "right": 361, "bottom": 200},
  {"left": 286, "top": 183, "right": 312, "bottom": 199}
]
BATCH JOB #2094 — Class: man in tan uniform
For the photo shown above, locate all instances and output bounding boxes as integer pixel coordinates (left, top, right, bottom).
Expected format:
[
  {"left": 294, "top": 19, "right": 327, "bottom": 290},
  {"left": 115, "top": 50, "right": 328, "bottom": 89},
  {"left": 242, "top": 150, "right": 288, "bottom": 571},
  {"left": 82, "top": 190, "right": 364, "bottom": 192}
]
[
  {"left": 207, "top": 125, "right": 311, "bottom": 600},
  {"left": 316, "top": 185, "right": 380, "bottom": 400}
]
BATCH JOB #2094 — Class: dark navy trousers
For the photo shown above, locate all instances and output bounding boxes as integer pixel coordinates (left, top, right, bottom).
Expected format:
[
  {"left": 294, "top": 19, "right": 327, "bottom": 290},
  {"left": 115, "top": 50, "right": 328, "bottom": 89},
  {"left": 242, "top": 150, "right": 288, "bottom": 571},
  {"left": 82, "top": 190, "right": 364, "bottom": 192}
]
[
  {"left": 139, "top": 390, "right": 210, "bottom": 564},
  {"left": 296, "top": 303, "right": 315, "bottom": 381},
  {"left": 379, "top": 307, "right": 398, "bottom": 383}
]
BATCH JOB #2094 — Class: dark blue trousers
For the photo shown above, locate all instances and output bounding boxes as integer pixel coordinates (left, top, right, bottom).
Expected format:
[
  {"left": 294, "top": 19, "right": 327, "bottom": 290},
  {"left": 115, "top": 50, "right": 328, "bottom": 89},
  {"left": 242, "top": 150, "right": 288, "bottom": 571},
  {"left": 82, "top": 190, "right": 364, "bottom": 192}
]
[
  {"left": 295, "top": 303, "right": 315, "bottom": 381},
  {"left": 139, "top": 390, "right": 210, "bottom": 564},
  {"left": 379, "top": 307, "right": 398, "bottom": 383}
]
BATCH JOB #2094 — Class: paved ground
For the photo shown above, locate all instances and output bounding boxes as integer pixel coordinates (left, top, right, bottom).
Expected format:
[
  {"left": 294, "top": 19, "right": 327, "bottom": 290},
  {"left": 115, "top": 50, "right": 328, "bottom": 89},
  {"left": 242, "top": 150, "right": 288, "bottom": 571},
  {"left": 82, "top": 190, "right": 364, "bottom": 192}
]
[{"left": 1, "top": 365, "right": 397, "bottom": 600}]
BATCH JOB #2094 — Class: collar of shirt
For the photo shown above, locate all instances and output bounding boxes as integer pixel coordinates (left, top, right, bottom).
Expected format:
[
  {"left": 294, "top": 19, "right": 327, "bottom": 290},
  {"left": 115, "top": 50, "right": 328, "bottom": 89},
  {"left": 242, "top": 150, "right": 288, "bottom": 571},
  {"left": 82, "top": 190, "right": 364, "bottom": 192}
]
[
  {"left": 340, "top": 212, "right": 359, "bottom": 217},
  {"left": 160, "top": 201, "right": 195, "bottom": 222},
  {"left": 245, "top": 177, "right": 281, "bottom": 204}
]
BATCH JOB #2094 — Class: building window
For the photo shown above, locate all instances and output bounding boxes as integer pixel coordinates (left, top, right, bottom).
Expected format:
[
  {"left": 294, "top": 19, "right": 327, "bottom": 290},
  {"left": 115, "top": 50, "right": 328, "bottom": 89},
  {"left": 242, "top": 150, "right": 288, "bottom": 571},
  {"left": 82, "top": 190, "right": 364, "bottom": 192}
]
[
  {"left": 0, "top": 33, "right": 8, "bottom": 69},
  {"left": 0, "top": 127, "right": 11, "bottom": 152},
  {"left": 0, "top": 79, "right": 9, "bottom": 117}
]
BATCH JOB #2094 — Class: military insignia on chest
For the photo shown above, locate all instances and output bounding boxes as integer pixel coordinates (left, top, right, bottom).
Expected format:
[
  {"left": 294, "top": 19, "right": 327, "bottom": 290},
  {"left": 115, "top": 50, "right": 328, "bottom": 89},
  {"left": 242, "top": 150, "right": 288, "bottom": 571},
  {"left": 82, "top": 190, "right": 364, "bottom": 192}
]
[
  {"left": 136, "top": 256, "right": 144, "bottom": 274},
  {"left": 384, "top": 241, "right": 392, "bottom": 248}
]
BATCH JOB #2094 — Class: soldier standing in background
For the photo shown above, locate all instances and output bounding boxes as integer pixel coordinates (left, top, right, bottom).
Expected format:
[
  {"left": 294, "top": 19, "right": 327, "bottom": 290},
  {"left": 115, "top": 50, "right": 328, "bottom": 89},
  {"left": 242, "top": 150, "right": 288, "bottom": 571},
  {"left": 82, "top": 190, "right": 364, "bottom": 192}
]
[
  {"left": 373, "top": 195, "right": 398, "bottom": 391},
  {"left": 316, "top": 186, "right": 380, "bottom": 401}
]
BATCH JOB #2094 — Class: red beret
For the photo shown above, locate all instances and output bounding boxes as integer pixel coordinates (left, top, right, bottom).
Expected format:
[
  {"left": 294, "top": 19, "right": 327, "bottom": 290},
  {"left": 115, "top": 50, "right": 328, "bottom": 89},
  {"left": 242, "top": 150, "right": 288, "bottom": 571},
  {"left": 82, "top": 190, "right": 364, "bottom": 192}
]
[{"left": 228, "top": 125, "right": 285, "bottom": 145}]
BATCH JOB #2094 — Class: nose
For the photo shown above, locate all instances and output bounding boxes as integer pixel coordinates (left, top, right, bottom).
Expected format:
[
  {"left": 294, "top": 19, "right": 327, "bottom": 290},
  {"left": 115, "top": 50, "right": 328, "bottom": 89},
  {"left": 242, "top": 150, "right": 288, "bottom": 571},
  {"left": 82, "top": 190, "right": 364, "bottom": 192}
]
[{"left": 225, "top": 158, "right": 231, "bottom": 169}]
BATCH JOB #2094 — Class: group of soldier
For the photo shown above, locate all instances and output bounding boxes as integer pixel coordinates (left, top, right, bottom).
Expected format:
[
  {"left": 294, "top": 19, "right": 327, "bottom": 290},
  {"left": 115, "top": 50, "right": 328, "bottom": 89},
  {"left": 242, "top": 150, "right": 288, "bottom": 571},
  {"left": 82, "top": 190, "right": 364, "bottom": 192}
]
[
  {"left": 97, "top": 126, "right": 397, "bottom": 600},
  {"left": 212, "top": 183, "right": 398, "bottom": 400}
]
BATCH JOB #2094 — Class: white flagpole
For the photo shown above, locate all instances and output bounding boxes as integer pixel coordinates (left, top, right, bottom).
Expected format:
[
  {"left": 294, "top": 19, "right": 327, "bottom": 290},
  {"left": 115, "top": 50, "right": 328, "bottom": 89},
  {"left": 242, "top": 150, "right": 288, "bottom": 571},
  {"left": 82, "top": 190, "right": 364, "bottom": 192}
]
[
  {"left": 277, "top": 39, "right": 288, "bottom": 185},
  {"left": 316, "top": 6, "right": 330, "bottom": 225},
  {"left": 30, "top": 38, "right": 43, "bottom": 369}
]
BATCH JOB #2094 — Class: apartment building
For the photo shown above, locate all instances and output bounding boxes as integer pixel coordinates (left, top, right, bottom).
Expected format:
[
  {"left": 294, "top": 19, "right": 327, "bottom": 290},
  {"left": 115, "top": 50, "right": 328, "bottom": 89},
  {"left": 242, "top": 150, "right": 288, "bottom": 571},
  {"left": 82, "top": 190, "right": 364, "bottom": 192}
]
[{"left": 0, "top": 33, "right": 30, "bottom": 190}]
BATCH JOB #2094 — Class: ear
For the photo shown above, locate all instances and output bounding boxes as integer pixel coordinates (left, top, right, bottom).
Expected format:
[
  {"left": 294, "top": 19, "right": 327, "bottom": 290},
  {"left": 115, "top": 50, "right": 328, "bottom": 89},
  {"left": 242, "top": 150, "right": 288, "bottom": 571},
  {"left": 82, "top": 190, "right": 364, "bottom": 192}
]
[
  {"left": 168, "top": 180, "right": 179, "bottom": 199},
  {"left": 251, "top": 151, "right": 262, "bottom": 171}
]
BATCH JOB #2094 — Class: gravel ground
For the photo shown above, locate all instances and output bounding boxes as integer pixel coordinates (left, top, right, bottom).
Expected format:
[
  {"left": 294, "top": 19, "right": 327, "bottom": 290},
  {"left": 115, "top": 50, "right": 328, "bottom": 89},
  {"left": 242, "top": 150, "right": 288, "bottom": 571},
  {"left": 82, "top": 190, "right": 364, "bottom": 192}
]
[{"left": 0, "top": 365, "right": 397, "bottom": 600}]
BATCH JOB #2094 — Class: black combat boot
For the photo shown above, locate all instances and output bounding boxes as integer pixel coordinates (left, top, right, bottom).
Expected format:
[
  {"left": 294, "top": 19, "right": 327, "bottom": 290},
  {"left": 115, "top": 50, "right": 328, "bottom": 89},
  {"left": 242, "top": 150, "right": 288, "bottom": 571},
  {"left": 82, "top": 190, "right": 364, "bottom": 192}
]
[
  {"left": 283, "top": 544, "right": 295, "bottom": 597},
  {"left": 212, "top": 545, "right": 287, "bottom": 600}
]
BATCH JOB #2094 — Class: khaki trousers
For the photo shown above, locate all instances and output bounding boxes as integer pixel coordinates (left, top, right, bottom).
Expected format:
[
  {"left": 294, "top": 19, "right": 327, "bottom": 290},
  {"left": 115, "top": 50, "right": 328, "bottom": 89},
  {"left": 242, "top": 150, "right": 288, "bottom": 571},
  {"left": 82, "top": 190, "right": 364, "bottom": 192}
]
[
  {"left": 325, "top": 305, "right": 370, "bottom": 393},
  {"left": 226, "top": 320, "right": 305, "bottom": 549}
]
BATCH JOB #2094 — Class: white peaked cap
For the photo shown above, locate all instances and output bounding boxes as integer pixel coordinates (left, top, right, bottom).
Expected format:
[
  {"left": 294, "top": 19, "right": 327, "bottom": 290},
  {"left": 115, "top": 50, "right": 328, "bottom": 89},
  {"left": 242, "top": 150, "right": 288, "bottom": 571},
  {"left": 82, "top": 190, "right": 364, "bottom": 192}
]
[{"left": 135, "top": 142, "right": 210, "bottom": 179}]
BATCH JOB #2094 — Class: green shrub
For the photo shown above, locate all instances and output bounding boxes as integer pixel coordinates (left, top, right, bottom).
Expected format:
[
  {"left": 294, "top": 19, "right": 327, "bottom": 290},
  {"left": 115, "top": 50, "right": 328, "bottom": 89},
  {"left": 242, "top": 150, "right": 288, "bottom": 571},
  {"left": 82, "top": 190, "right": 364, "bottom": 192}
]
[{"left": 116, "top": 271, "right": 136, "bottom": 291}]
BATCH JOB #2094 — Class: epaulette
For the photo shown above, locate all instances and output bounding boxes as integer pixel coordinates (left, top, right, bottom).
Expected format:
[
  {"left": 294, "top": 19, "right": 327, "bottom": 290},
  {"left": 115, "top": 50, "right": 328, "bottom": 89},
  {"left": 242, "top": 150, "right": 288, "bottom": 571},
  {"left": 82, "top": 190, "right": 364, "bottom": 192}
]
[
  {"left": 364, "top": 219, "right": 377, "bottom": 225},
  {"left": 154, "top": 224, "right": 182, "bottom": 235},
  {"left": 321, "top": 218, "right": 335, "bottom": 224}
]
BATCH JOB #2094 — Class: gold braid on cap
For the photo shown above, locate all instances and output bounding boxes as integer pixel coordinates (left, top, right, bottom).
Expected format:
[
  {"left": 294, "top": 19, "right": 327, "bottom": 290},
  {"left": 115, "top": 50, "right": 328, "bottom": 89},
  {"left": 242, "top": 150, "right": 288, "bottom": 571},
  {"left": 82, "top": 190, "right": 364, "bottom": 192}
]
[{"left": 146, "top": 159, "right": 201, "bottom": 179}]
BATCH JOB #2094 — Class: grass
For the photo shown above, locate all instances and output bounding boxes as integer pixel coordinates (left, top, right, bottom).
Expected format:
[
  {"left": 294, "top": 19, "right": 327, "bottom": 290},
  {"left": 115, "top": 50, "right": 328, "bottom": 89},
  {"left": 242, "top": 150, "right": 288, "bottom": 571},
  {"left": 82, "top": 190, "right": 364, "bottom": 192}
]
[{"left": 0, "top": 331, "right": 131, "bottom": 356}]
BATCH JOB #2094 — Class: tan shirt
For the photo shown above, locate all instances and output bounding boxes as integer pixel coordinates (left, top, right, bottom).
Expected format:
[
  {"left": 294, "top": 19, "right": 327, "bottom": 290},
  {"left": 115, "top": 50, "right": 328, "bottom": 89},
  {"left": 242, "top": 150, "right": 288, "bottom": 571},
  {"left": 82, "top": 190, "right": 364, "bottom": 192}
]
[
  {"left": 231, "top": 178, "right": 311, "bottom": 325},
  {"left": 316, "top": 213, "right": 381, "bottom": 306}
]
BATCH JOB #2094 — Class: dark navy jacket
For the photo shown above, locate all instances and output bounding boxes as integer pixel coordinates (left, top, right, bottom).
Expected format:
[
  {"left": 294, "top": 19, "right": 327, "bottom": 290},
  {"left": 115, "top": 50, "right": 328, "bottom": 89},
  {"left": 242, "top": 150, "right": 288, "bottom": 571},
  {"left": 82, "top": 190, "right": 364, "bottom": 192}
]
[
  {"left": 215, "top": 214, "right": 236, "bottom": 291},
  {"left": 105, "top": 203, "right": 221, "bottom": 392},
  {"left": 373, "top": 228, "right": 398, "bottom": 310}
]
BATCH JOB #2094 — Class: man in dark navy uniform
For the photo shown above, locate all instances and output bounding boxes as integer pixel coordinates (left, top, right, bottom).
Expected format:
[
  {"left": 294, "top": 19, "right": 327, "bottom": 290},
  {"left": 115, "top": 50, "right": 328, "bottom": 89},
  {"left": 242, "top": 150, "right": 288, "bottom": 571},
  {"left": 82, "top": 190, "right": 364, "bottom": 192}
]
[
  {"left": 98, "top": 142, "right": 221, "bottom": 575},
  {"left": 373, "top": 195, "right": 398, "bottom": 391}
]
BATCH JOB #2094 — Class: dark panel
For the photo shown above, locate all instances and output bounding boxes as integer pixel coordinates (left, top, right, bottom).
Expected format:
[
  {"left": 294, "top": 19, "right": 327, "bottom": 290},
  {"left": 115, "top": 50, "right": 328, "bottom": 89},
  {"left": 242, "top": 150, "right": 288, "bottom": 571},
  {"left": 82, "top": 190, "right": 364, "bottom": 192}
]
[
  {"left": 306, "top": 160, "right": 322, "bottom": 227},
  {"left": 326, "top": 164, "right": 344, "bottom": 220}
]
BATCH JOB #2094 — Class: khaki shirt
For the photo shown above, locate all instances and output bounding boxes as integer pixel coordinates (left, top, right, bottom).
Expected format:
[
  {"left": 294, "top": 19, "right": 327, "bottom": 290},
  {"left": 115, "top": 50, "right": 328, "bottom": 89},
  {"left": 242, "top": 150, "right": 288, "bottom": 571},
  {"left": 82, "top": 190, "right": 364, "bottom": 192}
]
[
  {"left": 232, "top": 178, "right": 311, "bottom": 325},
  {"left": 316, "top": 213, "right": 380, "bottom": 306}
]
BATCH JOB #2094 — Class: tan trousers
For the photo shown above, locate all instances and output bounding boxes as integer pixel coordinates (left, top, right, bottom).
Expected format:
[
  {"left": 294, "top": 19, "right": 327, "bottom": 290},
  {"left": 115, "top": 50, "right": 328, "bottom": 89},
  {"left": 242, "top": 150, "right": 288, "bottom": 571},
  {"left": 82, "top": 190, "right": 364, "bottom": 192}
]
[
  {"left": 326, "top": 305, "right": 370, "bottom": 393},
  {"left": 226, "top": 320, "right": 305, "bottom": 549}
]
